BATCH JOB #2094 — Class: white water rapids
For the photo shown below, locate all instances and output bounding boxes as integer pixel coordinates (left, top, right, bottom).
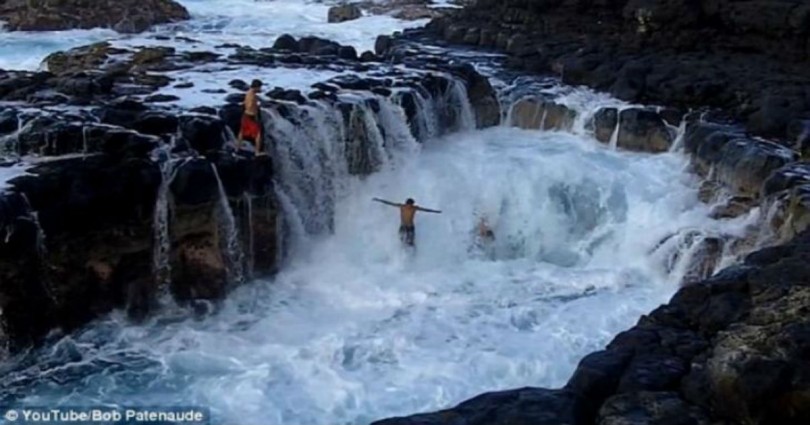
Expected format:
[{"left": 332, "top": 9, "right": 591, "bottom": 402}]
[
  {"left": 0, "top": 120, "right": 754, "bottom": 424},
  {"left": 0, "top": 1, "right": 759, "bottom": 424}
]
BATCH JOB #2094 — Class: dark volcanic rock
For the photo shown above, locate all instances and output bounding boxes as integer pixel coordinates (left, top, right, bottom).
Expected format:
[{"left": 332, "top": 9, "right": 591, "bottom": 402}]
[
  {"left": 0, "top": 108, "right": 19, "bottom": 135},
  {"left": 598, "top": 391, "right": 711, "bottom": 425},
  {"left": 133, "top": 111, "right": 179, "bottom": 136},
  {"left": 273, "top": 34, "right": 299, "bottom": 51},
  {"left": 374, "top": 228, "right": 810, "bottom": 424},
  {"left": 449, "top": 63, "right": 500, "bottom": 128},
  {"left": 14, "top": 116, "right": 155, "bottom": 158},
  {"left": 96, "top": 98, "right": 149, "bottom": 128},
  {"left": 0, "top": 156, "right": 161, "bottom": 347},
  {"left": 338, "top": 45, "right": 359, "bottom": 61},
  {"left": 360, "top": 51, "right": 378, "bottom": 62},
  {"left": 0, "top": 71, "right": 52, "bottom": 102},
  {"left": 178, "top": 115, "right": 227, "bottom": 153},
  {"left": 100, "top": 129, "right": 160, "bottom": 159},
  {"left": 509, "top": 97, "right": 576, "bottom": 131},
  {"left": 327, "top": 4, "right": 362, "bottom": 23},
  {"left": 372, "top": 387, "right": 586, "bottom": 425},
  {"left": 45, "top": 43, "right": 123, "bottom": 75},
  {"left": 763, "top": 162, "right": 810, "bottom": 198},
  {"left": 593, "top": 108, "right": 618, "bottom": 144},
  {"left": 425, "top": 0, "right": 810, "bottom": 142},
  {"left": 592, "top": 107, "right": 674, "bottom": 152},
  {"left": 375, "top": 35, "right": 393, "bottom": 56},
  {"left": 684, "top": 121, "right": 746, "bottom": 174},
  {"left": 144, "top": 94, "right": 180, "bottom": 103},
  {"left": 0, "top": 149, "right": 278, "bottom": 349},
  {"left": 715, "top": 138, "right": 797, "bottom": 197},
  {"left": 0, "top": 0, "right": 190, "bottom": 32},
  {"left": 615, "top": 108, "right": 675, "bottom": 153}
]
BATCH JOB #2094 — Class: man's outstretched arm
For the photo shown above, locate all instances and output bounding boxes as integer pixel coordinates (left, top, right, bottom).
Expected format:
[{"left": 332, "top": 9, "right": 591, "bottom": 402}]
[
  {"left": 373, "top": 198, "right": 401, "bottom": 207},
  {"left": 417, "top": 206, "right": 442, "bottom": 213}
]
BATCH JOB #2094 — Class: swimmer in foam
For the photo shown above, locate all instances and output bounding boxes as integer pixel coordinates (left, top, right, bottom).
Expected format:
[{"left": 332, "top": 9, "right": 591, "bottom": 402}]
[
  {"left": 477, "top": 216, "right": 495, "bottom": 241},
  {"left": 469, "top": 215, "right": 496, "bottom": 259},
  {"left": 373, "top": 197, "right": 441, "bottom": 246}
]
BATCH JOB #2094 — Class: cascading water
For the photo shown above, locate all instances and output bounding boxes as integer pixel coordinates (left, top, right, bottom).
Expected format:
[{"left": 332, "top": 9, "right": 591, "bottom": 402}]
[
  {"left": 373, "top": 96, "right": 420, "bottom": 159},
  {"left": 266, "top": 76, "right": 470, "bottom": 257},
  {"left": 0, "top": 113, "right": 31, "bottom": 158},
  {"left": 405, "top": 87, "right": 439, "bottom": 141},
  {"left": 262, "top": 102, "right": 344, "bottom": 238},
  {"left": 608, "top": 116, "right": 621, "bottom": 150},
  {"left": 443, "top": 79, "right": 476, "bottom": 133},
  {"left": 211, "top": 164, "right": 246, "bottom": 286},
  {"left": 242, "top": 192, "right": 255, "bottom": 279},
  {"left": 152, "top": 154, "right": 191, "bottom": 297},
  {"left": 0, "top": 70, "right": 759, "bottom": 425}
]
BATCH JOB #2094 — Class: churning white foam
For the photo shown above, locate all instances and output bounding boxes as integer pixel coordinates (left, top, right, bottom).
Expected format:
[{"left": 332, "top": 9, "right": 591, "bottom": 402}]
[
  {"left": 158, "top": 66, "right": 349, "bottom": 108},
  {"left": 0, "top": 163, "right": 30, "bottom": 191},
  {"left": 0, "top": 0, "right": 428, "bottom": 71},
  {"left": 0, "top": 126, "right": 753, "bottom": 425}
]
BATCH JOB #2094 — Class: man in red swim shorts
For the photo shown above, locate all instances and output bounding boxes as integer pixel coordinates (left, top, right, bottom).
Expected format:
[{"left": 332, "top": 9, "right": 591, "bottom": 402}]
[{"left": 237, "top": 79, "right": 264, "bottom": 155}]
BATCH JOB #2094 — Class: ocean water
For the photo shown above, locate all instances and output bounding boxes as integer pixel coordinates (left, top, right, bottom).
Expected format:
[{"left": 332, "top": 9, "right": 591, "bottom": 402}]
[
  {"left": 0, "top": 0, "right": 428, "bottom": 71},
  {"left": 0, "top": 2, "right": 758, "bottom": 425},
  {"left": 0, "top": 125, "right": 755, "bottom": 424},
  {"left": 0, "top": 163, "right": 29, "bottom": 191}
]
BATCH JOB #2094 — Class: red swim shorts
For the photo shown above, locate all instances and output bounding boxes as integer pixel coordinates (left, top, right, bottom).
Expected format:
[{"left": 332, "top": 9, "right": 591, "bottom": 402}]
[{"left": 240, "top": 114, "right": 260, "bottom": 141}]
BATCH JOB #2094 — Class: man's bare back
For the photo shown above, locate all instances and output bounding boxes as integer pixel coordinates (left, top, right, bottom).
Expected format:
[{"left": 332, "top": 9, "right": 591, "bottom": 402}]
[
  {"left": 244, "top": 89, "right": 259, "bottom": 116},
  {"left": 400, "top": 204, "right": 418, "bottom": 227},
  {"left": 238, "top": 79, "right": 264, "bottom": 154}
]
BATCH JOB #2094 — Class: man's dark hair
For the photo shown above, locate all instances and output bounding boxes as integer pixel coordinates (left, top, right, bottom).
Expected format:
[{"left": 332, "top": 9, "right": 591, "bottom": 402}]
[
  {"left": 406, "top": 198, "right": 415, "bottom": 205},
  {"left": 251, "top": 79, "right": 263, "bottom": 89}
]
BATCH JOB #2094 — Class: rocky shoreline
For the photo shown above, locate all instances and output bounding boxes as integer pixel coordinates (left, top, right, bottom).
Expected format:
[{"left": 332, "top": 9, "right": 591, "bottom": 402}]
[
  {"left": 423, "top": 0, "right": 810, "bottom": 144},
  {"left": 374, "top": 222, "right": 810, "bottom": 424},
  {"left": 0, "top": 1, "right": 809, "bottom": 423},
  {"left": 0, "top": 33, "right": 504, "bottom": 352},
  {"left": 0, "top": 0, "right": 190, "bottom": 33},
  {"left": 367, "top": 1, "right": 810, "bottom": 423}
]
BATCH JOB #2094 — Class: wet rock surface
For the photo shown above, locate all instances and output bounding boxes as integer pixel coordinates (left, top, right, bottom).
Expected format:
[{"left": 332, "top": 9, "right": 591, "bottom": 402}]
[
  {"left": 366, "top": 27, "right": 810, "bottom": 425},
  {"left": 0, "top": 33, "right": 501, "bottom": 352},
  {"left": 0, "top": 0, "right": 190, "bottom": 33},
  {"left": 2, "top": 17, "right": 810, "bottom": 425},
  {"left": 328, "top": 4, "right": 363, "bottom": 23},
  {"left": 0, "top": 149, "right": 278, "bottom": 350},
  {"left": 421, "top": 0, "right": 810, "bottom": 142}
]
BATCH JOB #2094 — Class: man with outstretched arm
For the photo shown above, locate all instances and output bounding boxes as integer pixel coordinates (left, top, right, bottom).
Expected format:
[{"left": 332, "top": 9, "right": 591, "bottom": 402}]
[{"left": 373, "top": 197, "right": 441, "bottom": 246}]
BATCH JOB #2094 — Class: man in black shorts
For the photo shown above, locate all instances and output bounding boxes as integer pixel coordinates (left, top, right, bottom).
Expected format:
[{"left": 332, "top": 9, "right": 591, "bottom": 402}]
[{"left": 373, "top": 197, "right": 442, "bottom": 246}]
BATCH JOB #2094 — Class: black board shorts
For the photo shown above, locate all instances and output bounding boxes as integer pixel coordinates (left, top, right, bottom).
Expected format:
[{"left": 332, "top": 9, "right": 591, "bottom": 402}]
[{"left": 399, "top": 225, "right": 415, "bottom": 245}]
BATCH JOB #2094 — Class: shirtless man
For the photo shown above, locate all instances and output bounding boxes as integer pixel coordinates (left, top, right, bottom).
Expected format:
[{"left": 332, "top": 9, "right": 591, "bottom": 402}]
[
  {"left": 373, "top": 197, "right": 441, "bottom": 246},
  {"left": 237, "top": 79, "right": 263, "bottom": 155}
]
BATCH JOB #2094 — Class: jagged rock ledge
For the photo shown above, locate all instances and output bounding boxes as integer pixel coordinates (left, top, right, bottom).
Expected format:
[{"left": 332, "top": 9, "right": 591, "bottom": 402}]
[
  {"left": 366, "top": 25, "right": 810, "bottom": 425},
  {"left": 1, "top": 25, "right": 808, "bottom": 424},
  {"left": 0, "top": 0, "right": 190, "bottom": 33},
  {"left": 0, "top": 33, "right": 501, "bottom": 351},
  {"left": 377, "top": 32, "right": 810, "bottom": 278},
  {"left": 412, "top": 0, "right": 810, "bottom": 143},
  {"left": 372, "top": 226, "right": 810, "bottom": 424}
]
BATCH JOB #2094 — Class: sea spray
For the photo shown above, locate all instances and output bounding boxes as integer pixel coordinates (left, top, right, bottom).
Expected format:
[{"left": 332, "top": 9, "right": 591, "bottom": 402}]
[{"left": 0, "top": 124, "right": 758, "bottom": 425}]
